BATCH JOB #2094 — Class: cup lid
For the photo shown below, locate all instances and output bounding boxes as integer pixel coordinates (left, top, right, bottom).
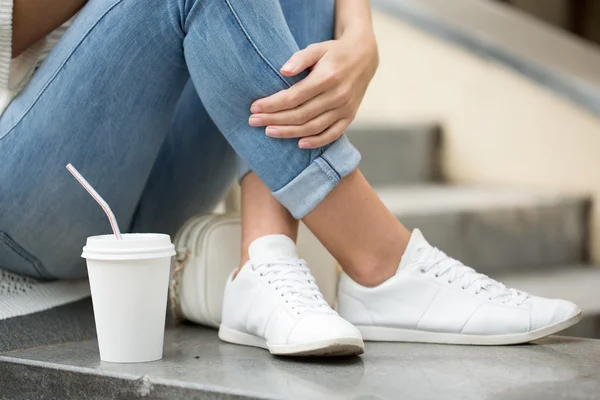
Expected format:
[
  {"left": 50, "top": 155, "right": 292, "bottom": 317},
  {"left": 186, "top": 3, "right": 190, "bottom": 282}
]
[{"left": 82, "top": 233, "right": 176, "bottom": 260}]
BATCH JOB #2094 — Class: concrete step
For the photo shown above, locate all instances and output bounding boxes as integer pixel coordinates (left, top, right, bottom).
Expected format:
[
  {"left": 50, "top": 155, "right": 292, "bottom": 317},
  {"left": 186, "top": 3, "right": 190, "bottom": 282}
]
[
  {"left": 378, "top": 184, "right": 590, "bottom": 274},
  {"left": 0, "top": 297, "right": 179, "bottom": 354},
  {"left": 2, "top": 325, "right": 600, "bottom": 400},
  {"left": 499, "top": 267, "right": 600, "bottom": 340},
  {"left": 347, "top": 124, "right": 441, "bottom": 185}
]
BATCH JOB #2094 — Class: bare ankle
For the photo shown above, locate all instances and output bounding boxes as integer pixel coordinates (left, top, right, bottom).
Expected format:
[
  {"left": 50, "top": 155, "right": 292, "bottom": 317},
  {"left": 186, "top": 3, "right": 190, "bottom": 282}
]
[{"left": 344, "top": 255, "right": 399, "bottom": 287}]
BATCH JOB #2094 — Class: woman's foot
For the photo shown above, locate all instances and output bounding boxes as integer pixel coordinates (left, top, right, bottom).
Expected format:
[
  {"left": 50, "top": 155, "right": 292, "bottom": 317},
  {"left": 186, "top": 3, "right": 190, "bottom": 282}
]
[
  {"left": 219, "top": 234, "right": 364, "bottom": 356},
  {"left": 338, "top": 229, "right": 582, "bottom": 345}
]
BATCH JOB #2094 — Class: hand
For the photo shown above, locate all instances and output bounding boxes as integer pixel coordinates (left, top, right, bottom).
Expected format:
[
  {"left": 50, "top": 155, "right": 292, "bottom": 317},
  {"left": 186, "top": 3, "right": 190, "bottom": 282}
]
[{"left": 249, "top": 32, "right": 379, "bottom": 149}]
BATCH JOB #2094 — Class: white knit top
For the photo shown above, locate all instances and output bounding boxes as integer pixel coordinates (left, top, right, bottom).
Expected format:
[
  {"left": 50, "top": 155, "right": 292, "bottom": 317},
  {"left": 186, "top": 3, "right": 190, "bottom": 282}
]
[{"left": 0, "top": 1, "right": 69, "bottom": 115}]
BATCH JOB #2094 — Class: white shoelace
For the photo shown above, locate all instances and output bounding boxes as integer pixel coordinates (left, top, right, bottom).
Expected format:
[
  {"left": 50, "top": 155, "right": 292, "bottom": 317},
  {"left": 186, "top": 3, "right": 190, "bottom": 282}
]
[
  {"left": 250, "top": 258, "right": 334, "bottom": 315},
  {"left": 417, "top": 247, "right": 530, "bottom": 305}
]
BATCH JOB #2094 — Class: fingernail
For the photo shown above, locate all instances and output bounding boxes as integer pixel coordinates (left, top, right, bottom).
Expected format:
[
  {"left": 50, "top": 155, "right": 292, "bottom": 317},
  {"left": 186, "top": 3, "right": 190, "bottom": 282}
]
[
  {"left": 265, "top": 127, "right": 280, "bottom": 137},
  {"left": 298, "top": 140, "right": 311, "bottom": 149},
  {"left": 249, "top": 116, "right": 262, "bottom": 126},
  {"left": 281, "top": 62, "right": 296, "bottom": 72},
  {"left": 250, "top": 104, "right": 262, "bottom": 113}
]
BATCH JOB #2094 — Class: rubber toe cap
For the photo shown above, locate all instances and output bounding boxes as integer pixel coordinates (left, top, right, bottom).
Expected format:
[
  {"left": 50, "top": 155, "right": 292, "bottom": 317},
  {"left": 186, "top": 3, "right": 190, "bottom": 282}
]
[
  {"left": 287, "top": 313, "right": 363, "bottom": 345},
  {"left": 530, "top": 297, "right": 580, "bottom": 331}
]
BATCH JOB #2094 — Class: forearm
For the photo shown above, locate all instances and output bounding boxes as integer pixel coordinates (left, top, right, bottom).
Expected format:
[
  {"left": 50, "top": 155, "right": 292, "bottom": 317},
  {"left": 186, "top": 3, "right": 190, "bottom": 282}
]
[
  {"left": 334, "top": 0, "right": 375, "bottom": 39},
  {"left": 12, "top": 0, "right": 86, "bottom": 57}
]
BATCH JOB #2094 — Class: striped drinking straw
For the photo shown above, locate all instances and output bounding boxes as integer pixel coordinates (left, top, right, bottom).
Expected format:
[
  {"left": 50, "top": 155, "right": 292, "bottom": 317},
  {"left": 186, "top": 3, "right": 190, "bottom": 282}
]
[{"left": 66, "top": 163, "right": 123, "bottom": 240}]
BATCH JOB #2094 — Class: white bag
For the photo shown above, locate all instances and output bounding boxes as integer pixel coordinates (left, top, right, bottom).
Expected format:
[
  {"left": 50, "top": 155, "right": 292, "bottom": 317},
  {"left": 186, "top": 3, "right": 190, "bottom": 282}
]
[{"left": 169, "top": 213, "right": 337, "bottom": 328}]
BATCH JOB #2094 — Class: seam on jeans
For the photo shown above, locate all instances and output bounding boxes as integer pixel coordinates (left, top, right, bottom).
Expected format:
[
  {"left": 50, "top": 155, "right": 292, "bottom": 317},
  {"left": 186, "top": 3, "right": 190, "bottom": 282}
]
[
  {"left": 320, "top": 153, "right": 341, "bottom": 180},
  {"left": 317, "top": 155, "right": 341, "bottom": 181},
  {"left": 0, "top": 0, "right": 126, "bottom": 142},
  {"left": 223, "top": 0, "right": 292, "bottom": 89},
  {"left": 0, "top": 232, "right": 53, "bottom": 279},
  {"left": 314, "top": 158, "right": 339, "bottom": 184}
]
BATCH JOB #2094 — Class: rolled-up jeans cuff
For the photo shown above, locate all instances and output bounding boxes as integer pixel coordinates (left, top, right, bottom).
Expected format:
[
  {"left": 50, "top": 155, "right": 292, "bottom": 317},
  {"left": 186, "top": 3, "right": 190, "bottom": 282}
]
[{"left": 273, "top": 135, "right": 361, "bottom": 219}]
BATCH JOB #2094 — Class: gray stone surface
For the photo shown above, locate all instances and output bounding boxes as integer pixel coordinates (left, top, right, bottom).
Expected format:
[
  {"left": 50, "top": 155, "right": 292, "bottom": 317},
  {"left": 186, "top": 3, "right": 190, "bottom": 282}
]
[
  {"left": 0, "top": 299, "right": 95, "bottom": 354},
  {"left": 2, "top": 327, "right": 600, "bottom": 400},
  {"left": 347, "top": 124, "right": 441, "bottom": 186},
  {"left": 378, "top": 184, "right": 590, "bottom": 274},
  {"left": 0, "top": 298, "right": 176, "bottom": 354}
]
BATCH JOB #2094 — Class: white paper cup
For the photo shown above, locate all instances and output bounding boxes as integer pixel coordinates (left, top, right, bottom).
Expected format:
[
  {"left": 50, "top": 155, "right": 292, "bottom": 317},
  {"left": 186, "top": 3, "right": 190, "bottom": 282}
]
[{"left": 82, "top": 233, "right": 175, "bottom": 363}]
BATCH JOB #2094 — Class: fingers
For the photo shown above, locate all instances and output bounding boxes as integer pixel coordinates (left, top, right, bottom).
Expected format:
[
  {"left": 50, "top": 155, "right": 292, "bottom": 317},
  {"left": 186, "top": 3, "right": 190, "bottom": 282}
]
[
  {"left": 249, "top": 91, "right": 344, "bottom": 127},
  {"left": 251, "top": 72, "right": 332, "bottom": 114},
  {"left": 280, "top": 43, "right": 328, "bottom": 76},
  {"left": 298, "top": 119, "right": 350, "bottom": 149},
  {"left": 265, "top": 110, "right": 341, "bottom": 139}
]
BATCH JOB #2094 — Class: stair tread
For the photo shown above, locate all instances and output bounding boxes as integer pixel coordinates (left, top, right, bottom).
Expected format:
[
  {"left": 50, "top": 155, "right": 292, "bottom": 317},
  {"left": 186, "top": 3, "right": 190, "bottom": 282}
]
[
  {"left": 2, "top": 326, "right": 600, "bottom": 399},
  {"left": 499, "top": 267, "right": 600, "bottom": 314},
  {"left": 376, "top": 184, "right": 587, "bottom": 214},
  {"left": 374, "top": 184, "right": 589, "bottom": 273},
  {"left": 348, "top": 124, "right": 441, "bottom": 185}
]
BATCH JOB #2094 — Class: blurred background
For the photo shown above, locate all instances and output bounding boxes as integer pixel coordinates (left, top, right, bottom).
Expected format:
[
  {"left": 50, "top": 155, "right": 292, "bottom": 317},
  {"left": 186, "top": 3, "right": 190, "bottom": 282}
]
[{"left": 347, "top": 0, "right": 600, "bottom": 338}]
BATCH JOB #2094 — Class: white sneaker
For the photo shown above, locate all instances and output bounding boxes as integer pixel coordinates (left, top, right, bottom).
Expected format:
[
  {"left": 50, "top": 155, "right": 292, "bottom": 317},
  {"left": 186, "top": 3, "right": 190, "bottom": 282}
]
[
  {"left": 337, "top": 229, "right": 582, "bottom": 345},
  {"left": 219, "top": 234, "right": 364, "bottom": 356}
]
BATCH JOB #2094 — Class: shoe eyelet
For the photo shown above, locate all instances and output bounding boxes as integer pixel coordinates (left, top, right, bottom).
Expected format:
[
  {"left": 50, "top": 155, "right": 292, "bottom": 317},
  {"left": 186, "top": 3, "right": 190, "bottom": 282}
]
[
  {"left": 420, "top": 269, "right": 426, "bottom": 274},
  {"left": 435, "top": 274, "right": 439, "bottom": 278},
  {"left": 447, "top": 280, "right": 452, "bottom": 284},
  {"left": 461, "top": 286, "right": 466, "bottom": 290}
]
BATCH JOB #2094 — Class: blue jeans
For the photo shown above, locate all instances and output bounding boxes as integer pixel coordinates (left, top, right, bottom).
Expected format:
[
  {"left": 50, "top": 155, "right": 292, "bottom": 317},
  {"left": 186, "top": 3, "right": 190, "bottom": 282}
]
[{"left": 0, "top": 0, "right": 360, "bottom": 280}]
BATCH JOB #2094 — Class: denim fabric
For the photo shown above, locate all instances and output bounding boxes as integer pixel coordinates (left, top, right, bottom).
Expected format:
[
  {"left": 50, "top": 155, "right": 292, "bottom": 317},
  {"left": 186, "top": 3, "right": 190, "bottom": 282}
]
[{"left": 0, "top": 0, "right": 360, "bottom": 279}]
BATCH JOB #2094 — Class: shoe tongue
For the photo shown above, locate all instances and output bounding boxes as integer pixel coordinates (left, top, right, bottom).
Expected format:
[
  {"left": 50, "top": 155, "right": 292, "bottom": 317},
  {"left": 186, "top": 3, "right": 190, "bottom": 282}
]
[
  {"left": 397, "top": 229, "right": 432, "bottom": 273},
  {"left": 248, "top": 234, "right": 298, "bottom": 260}
]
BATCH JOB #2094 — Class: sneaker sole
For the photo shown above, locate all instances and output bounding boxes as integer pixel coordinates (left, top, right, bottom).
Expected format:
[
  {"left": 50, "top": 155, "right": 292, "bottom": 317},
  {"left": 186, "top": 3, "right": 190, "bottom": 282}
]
[
  {"left": 356, "top": 310, "right": 582, "bottom": 345},
  {"left": 218, "top": 325, "right": 364, "bottom": 356}
]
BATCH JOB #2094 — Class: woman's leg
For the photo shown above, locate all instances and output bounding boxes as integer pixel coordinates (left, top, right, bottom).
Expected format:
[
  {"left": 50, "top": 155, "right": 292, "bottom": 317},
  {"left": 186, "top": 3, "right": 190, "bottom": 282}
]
[
  {"left": 195, "top": 1, "right": 578, "bottom": 348},
  {"left": 0, "top": 2, "right": 188, "bottom": 279},
  {"left": 130, "top": 80, "right": 236, "bottom": 236},
  {"left": 225, "top": 0, "right": 409, "bottom": 286},
  {"left": 0, "top": 0, "right": 241, "bottom": 279},
  {"left": 0, "top": 0, "right": 404, "bottom": 283},
  {"left": 238, "top": 0, "right": 336, "bottom": 267},
  {"left": 304, "top": 170, "right": 409, "bottom": 286},
  {"left": 240, "top": 173, "right": 298, "bottom": 266}
]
